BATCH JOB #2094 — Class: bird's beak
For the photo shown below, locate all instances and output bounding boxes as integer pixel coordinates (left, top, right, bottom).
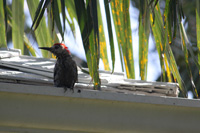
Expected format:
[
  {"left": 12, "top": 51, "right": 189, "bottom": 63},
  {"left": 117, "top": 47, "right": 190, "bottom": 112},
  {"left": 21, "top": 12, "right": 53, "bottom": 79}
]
[{"left": 39, "top": 47, "right": 52, "bottom": 51}]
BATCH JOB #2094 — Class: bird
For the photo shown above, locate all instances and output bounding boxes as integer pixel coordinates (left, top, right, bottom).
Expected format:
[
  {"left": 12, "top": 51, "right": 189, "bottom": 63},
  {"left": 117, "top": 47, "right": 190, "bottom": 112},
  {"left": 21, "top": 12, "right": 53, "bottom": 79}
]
[{"left": 39, "top": 43, "right": 78, "bottom": 92}]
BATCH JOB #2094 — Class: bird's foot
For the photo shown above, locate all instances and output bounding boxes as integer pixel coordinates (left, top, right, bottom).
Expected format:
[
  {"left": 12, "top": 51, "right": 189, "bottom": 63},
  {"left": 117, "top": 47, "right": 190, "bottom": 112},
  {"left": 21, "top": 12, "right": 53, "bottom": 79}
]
[
  {"left": 70, "top": 87, "right": 74, "bottom": 93},
  {"left": 64, "top": 87, "right": 67, "bottom": 93},
  {"left": 64, "top": 87, "right": 74, "bottom": 93}
]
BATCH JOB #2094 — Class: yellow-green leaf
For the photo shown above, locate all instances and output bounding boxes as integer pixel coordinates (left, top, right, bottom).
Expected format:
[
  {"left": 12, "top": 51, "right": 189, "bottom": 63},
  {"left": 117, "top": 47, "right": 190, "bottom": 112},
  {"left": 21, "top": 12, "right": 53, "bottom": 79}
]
[
  {"left": 104, "top": 0, "right": 115, "bottom": 73},
  {"left": 27, "top": 0, "right": 52, "bottom": 58},
  {"left": 12, "top": 0, "right": 24, "bottom": 54},
  {"left": 111, "top": 0, "right": 135, "bottom": 79},
  {"left": 139, "top": 1, "right": 150, "bottom": 80},
  {"left": 24, "top": 34, "right": 36, "bottom": 56},
  {"left": 196, "top": 0, "right": 200, "bottom": 73},
  {"left": 0, "top": 0, "right": 7, "bottom": 48},
  {"left": 97, "top": 0, "right": 110, "bottom": 71},
  {"left": 150, "top": 3, "right": 186, "bottom": 97},
  {"left": 180, "top": 22, "right": 198, "bottom": 98}
]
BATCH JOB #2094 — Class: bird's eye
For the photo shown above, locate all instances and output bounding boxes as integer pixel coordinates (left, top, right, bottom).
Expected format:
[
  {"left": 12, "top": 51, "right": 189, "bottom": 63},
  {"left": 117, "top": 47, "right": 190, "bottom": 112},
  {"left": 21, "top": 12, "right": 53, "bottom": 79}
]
[{"left": 55, "top": 45, "right": 59, "bottom": 49}]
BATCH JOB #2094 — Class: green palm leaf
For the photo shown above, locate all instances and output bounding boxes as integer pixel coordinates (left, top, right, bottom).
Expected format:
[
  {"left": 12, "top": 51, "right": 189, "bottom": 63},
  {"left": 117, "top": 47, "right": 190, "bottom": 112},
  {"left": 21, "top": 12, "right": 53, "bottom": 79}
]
[
  {"left": 104, "top": 0, "right": 115, "bottom": 73},
  {"left": 111, "top": 0, "right": 135, "bottom": 78},
  {"left": 139, "top": 1, "right": 150, "bottom": 80},
  {"left": 24, "top": 35, "right": 36, "bottom": 56},
  {"left": 150, "top": 3, "right": 187, "bottom": 97},
  {"left": 179, "top": 22, "right": 198, "bottom": 98},
  {"left": 27, "top": 0, "right": 52, "bottom": 58},
  {"left": 196, "top": 1, "right": 200, "bottom": 70},
  {"left": 74, "top": 0, "right": 100, "bottom": 90},
  {"left": 51, "top": 0, "right": 64, "bottom": 41},
  {"left": 65, "top": 0, "right": 77, "bottom": 37},
  {"left": 0, "top": 0, "right": 7, "bottom": 48},
  {"left": 12, "top": 0, "right": 24, "bottom": 54},
  {"left": 97, "top": 0, "right": 110, "bottom": 71}
]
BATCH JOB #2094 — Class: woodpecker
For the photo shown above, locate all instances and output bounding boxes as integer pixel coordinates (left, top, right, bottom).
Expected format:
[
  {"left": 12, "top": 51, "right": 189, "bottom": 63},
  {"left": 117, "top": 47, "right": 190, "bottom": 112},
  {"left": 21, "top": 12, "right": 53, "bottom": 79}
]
[{"left": 39, "top": 43, "right": 78, "bottom": 92}]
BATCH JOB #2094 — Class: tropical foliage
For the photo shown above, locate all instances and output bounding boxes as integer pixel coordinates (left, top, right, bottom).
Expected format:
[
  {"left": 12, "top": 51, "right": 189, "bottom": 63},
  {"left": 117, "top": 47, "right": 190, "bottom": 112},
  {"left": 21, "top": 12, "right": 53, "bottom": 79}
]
[{"left": 1, "top": 0, "right": 200, "bottom": 98}]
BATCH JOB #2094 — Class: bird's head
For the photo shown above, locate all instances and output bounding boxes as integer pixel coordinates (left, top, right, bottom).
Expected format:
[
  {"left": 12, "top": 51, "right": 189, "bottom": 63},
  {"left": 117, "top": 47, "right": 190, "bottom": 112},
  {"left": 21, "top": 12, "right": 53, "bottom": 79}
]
[{"left": 39, "top": 43, "right": 71, "bottom": 57}]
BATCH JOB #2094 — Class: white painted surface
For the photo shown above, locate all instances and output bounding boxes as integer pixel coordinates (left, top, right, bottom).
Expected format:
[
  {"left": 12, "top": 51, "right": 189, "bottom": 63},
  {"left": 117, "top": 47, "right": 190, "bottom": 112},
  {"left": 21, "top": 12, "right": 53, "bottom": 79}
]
[{"left": 0, "top": 82, "right": 200, "bottom": 132}]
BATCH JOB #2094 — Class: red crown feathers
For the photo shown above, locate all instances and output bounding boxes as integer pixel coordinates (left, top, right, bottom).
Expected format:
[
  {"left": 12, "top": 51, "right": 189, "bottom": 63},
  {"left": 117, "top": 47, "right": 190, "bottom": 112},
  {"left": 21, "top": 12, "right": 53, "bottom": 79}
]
[{"left": 54, "top": 43, "right": 71, "bottom": 54}]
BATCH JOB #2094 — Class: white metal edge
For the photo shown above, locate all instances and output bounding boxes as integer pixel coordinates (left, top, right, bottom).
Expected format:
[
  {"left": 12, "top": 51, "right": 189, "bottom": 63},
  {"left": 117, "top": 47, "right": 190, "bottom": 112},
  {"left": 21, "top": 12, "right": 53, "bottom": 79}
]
[{"left": 0, "top": 82, "right": 200, "bottom": 108}]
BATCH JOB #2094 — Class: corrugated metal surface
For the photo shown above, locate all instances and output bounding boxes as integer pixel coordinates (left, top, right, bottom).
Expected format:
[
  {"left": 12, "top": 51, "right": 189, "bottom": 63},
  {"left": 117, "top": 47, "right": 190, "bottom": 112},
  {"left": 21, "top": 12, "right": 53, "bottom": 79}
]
[{"left": 0, "top": 49, "right": 179, "bottom": 97}]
